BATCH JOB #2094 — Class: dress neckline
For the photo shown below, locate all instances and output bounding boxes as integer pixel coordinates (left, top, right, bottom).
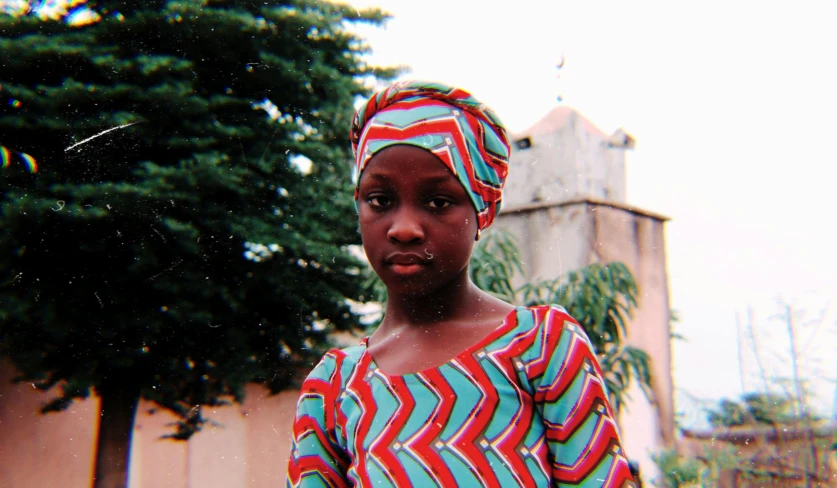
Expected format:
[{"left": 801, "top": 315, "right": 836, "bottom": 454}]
[{"left": 360, "top": 305, "right": 527, "bottom": 379}]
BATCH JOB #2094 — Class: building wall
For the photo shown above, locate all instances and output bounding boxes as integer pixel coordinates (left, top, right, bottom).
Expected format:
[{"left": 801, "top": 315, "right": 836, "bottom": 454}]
[
  {"left": 503, "top": 108, "right": 628, "bottom": 209},
  {"left": 0, "top": 358, "right": 298, "bottom": 488},
  {"left": 492, "top": 198, "right": 675, "bottom": 483},
  {"left": 0, "top": 359, "right": 100, "bottom": 487}
]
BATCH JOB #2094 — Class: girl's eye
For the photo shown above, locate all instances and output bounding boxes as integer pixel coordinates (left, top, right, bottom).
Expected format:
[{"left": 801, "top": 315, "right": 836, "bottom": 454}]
[
  {"left": 428, "top": 198, "right": 452, "bottom": 209},
  {"left": 367, "top": 195, "right": 392, "bottom": 208}
]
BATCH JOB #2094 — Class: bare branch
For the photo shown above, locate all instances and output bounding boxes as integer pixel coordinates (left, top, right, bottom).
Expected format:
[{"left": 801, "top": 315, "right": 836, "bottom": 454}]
[{"left": 747, "top": 306, "right": 771, "bottom": 393}]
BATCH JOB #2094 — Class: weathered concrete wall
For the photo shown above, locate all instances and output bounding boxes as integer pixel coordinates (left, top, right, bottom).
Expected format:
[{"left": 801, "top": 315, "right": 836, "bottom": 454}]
[
  {"left": 0, "top": 359, "right": 100, "bottom": 488},
  {"left": 503, "top": 107, "right": 629, "bottom": 208},
  {"left": 493, "top": 198, "right": 675, "bottom": 482},
  {"left": 0, "top": 358, "right": 298, "bottom": 488}
]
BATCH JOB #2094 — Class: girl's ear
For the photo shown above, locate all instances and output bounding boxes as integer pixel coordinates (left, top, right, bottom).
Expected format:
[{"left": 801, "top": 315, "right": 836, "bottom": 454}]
[{"left": 475, "top": 228, "right": 481, "bottom": 241}]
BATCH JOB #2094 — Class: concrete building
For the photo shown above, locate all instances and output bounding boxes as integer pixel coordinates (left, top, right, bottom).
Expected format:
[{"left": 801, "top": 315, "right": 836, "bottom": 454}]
[
  {"left": 502, "top": 106, "right": 632, "bottom": 208},
  {"left": 0, "top": 106, "right": 674, "bottom": 487},
  {"left": 493, "top": 106, "right": 675, "bottom": 483}
]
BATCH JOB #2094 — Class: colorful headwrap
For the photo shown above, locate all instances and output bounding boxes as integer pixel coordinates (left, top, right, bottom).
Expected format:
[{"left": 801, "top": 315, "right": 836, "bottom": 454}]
[{"left": 350, "top": 81, "right": 511, "bottom": 232}]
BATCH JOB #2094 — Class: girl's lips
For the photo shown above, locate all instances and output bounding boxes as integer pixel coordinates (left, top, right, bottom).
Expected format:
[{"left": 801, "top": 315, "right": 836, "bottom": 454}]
[
  {"left": 388, "top": 262, "right": 428, "bottom": 276},
  {"left": 385, "top": 252, "right": 430, "bottom": 265},
  {"left": 384, "top": 252, "right": 431, "bottom": 276}
]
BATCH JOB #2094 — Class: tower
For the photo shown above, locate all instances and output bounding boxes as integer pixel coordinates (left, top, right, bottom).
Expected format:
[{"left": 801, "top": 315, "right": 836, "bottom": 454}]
[{"left": 494, "top": 106, "right": 675, "bottom": 482}]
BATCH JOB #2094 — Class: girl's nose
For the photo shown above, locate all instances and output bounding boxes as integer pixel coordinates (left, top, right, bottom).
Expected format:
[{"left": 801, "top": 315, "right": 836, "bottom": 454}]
[{"left": 387, "top": 212, "right": 425, "bottom": 244}]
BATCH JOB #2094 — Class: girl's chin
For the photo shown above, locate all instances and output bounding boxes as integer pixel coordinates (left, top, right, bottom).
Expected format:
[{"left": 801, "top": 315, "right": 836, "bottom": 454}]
[
  {"left": 381, "top": 273, "right": 437, "bottom": 295},
  {"left": 377, "top": 263, "right": 469, "bottom": 294}
]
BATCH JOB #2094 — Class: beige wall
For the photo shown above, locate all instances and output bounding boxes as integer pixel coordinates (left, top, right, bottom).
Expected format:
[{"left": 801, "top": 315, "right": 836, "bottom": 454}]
[
  {"left": 493, "top": 198, "right": 676, "bottom": 483},
  {"left": 0, "top": 359, "right": 100, "bottom": 487},
  {"left": 503, "top": 107, "right": 629, "bottom": 209},
  {"left": 0, "top": 358, "right": 299, "bottom": 488}
]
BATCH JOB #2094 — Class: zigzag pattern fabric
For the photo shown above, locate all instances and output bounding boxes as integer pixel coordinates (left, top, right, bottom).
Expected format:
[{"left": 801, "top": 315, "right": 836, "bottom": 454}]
[
  {"left": 287, "top": 305, "right": 637, "bottom": 487},
  {"left": 350, "top": 81, "right": 511, "bottom": 231}
]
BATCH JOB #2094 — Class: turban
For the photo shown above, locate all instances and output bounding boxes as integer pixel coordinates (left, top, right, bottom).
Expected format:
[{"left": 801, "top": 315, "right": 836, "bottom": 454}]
[{"left": 350, "top": 80, "right": 511, "bottom": 232}]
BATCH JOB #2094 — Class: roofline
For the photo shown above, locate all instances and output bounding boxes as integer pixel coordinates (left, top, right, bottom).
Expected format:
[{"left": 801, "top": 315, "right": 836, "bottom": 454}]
[
  {"left": 682, "top": 425, "right": 837, "bottom": 444},
  {"left": 499, "top": 197, "right": 671, "bottom": 222},
  {"left": 512, "top": 106, "right": 609, "bottom": 139}
]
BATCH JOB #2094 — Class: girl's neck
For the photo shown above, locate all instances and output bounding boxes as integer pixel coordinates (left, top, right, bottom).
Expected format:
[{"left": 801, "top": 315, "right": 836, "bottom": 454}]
[{"left": 381, "top": 269, "right": 482, "bottom": 329}]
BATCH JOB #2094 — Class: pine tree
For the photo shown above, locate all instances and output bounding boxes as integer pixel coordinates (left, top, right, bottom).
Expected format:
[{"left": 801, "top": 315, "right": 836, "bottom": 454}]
[{"left": 0, "top": 1, "right": 394, "bottom": 486}]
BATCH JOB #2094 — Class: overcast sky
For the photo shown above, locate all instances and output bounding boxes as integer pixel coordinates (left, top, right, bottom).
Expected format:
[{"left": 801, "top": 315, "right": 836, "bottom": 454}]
[
  {"left": 344, "top": 0, "right": 837, "bottom": 426},
  {"left": 4, "top": 0, "right": 834, "bottom": 426}
]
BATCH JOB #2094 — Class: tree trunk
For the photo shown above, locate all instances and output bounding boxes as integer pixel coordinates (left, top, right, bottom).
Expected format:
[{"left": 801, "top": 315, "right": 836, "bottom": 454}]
[{"left": 92, "top": 384, "right": 140, "bottom": 488}]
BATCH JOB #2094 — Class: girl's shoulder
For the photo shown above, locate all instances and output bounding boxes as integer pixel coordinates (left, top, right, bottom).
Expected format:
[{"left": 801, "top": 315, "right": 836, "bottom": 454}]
[
  {"left": 471, "top": 303, "right": 582, "bottom": 357},
  {"left": 520, "top": 303, "right": 578, "bottom": 333},
  {"left": 508, "top": 303, "right": 595, "bottom": 359},
  {"left": 527, "top": 302, "right": 571, "bottom": 319},
  {"left": 529, "top": 303, "right": 593, "bottom": 343},
  {"left": 301, "top": 341, "right": 367, "bottom": 387}
]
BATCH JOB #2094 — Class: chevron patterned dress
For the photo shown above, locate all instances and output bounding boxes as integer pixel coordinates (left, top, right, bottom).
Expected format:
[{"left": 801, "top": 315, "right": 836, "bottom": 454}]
[{"left": 287, "top": 305, "right": 637, "bottom": 487}]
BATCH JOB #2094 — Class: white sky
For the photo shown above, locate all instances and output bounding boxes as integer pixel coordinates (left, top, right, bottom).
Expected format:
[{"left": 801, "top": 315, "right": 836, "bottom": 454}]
[
  {"left": 4, "top": 0, "right": 833, "bottom": 427},
  {"left": 344, "top": 0, "right": 837, "bottom": 425}
]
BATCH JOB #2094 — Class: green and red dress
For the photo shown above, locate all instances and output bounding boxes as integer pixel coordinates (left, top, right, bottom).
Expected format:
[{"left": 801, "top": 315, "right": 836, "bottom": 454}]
[{"left": 287, "top": 304, "right": 636, "bottom": 487}]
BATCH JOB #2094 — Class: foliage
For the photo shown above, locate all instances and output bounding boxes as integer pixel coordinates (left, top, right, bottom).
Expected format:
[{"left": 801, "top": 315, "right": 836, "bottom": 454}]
[
  {"left": 651, "top": 449, "right": 703, "bottom": 488},
  {"left": 675, "top": 298, "right": 837, "bottom": 487},
  {"left": 0, "top": 0, "right": 396, "bottom": 440},
  {"left": 361, "top": 230, "right": 653, "bottom": 413},
  {"left": 653, "top": 433, "right": 837, "bottom": 487},
  {"left": 468, "top": 229, "right": 524, "bottom": 304},
  {"left": 651, "top": 443, "right": 756, "bottom": 487},
  {"left": 707, "top": 398, "right": 750, "bottom": 428},
  {"left": 518, "top": 255, "right": 652, "bottom": 413},
  {"left": 669, "top": 309, "right": 687, "bottom": 341},
  {"left": 707, "top": 392, "right": 803, "bottom": 427}
]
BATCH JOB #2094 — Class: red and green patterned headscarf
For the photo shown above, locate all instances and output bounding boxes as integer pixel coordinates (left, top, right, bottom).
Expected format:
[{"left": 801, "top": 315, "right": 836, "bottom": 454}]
[{"left": 350, "top": 81, "right": 511, "bottom": 232}]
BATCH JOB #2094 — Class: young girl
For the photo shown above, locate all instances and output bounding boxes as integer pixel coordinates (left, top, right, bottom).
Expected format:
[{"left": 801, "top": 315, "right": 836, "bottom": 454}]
[{"left": 286, "top": 81, "right": 637, "bottom": 487}]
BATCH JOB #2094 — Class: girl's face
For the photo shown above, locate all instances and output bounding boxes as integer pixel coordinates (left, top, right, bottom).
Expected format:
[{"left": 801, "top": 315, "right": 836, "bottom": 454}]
[{"left": 357, "top": 144, "right": 479, "bottom": 296}]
